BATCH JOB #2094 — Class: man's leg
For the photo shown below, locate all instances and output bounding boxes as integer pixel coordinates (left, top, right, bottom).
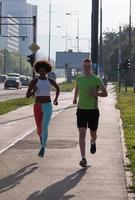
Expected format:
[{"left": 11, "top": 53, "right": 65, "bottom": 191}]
[
  {"left": 88, "top": 109, "right": 99, "bottom": 154},
  {"left": 90, "top": 130, "right": 97, "bottom": 154},
  {"left": 78, "top": 127, "right": 87, "bottom": 167},
  {"left": 90, "top": 130, "right": 97, "bottom": 143},
  {"left": 76, "top": 108, "right": 87, "bottom": 167},
  {"left": 78, "top": 127, "right": 87, "bottom": 158}
]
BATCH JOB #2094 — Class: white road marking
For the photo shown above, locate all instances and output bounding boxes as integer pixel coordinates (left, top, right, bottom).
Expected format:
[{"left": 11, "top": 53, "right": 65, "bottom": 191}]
[{"left": 0, "top": 103, "right": 73, "bottom": 154}]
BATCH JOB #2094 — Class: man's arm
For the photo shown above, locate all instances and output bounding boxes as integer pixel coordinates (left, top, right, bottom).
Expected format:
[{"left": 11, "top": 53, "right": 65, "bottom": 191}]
[
  {"left": 73, "top": 85, "right": 79, "bottom": 104},
  {"left": 97, "top": 84, "right": 108, "bottom": 97},
  {"left": 90, "top": 83, "right": 108, "bottom": 97}
]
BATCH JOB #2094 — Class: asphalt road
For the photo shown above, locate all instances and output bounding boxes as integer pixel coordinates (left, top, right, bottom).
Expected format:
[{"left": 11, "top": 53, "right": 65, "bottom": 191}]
[
  {"left": 0, "top": 78, "right": 66, "bottom": 102},
  {"left": 0, "top": 90, "right": 74, "bottom": 154}
]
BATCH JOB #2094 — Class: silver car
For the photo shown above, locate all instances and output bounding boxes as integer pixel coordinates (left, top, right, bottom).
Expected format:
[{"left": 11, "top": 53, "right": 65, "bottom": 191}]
[{"left": 4, "top": 77, "right": 22, "bottom": 90}]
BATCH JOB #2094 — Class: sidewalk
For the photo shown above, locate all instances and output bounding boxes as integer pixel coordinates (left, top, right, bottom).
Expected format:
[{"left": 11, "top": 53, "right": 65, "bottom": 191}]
[{"left": 0, "top": 84, "right": 129, "bottom": 200}]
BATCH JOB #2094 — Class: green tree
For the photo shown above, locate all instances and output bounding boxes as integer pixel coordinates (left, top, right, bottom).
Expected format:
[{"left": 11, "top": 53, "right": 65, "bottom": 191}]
[{"left": 102, "top": 25, "right": 135, "bottom": 81}]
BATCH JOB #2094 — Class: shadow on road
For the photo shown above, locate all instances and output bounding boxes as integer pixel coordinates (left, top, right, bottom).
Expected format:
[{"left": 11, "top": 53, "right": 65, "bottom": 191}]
[
  {"left": 26, "top": 167, "right": 90, "bottom": 200},
  {"left": 0, "top": 163, "right": 38, "bottom": 193}
]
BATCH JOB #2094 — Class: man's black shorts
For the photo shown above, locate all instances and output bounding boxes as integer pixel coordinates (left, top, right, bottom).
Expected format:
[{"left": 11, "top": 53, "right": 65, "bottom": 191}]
[{"left": 76, "top": 108, "right": 99, "bottom": 131}]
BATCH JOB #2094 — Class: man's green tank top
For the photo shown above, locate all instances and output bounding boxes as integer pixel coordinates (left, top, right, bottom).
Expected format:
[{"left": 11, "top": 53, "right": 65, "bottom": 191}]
[{"left": 76, "top": 74, "right": 103, "bottom": 109}]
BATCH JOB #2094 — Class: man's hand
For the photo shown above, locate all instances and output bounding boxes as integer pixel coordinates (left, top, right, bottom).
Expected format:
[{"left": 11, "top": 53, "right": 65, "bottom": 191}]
[
  {"left": 89, "top": 89, "right": 98, "bottom": 97},
  {"left": 73, "top": 98, "right": 77, "bottom": 104}
]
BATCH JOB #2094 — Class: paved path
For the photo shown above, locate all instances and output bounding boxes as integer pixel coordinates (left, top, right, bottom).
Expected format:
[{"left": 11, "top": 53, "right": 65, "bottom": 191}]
[
  {"left": 0, "top": 84, "right": 128, "bottom": 200},
  {"left": 0, "top": 91, "right": 74, "bottom": 153}
]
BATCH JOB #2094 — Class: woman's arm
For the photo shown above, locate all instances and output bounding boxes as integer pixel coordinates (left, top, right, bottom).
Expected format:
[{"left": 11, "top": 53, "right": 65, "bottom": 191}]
[
  {"left": 48, "top": 78, "right": 60, "bottom": 105},
  {"left": 26, "top": 79, "right": 37, "bottom": 98}
]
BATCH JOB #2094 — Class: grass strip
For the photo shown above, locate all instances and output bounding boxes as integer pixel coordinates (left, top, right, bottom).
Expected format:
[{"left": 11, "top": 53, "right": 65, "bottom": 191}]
[
  {"left": 0, "top": 97, "right": 34, "bottom": 115},
  {"left": 117, "top": 87, "right": 135, "bottom": 192},
  {"left": 0, "top": 81, "right": 75, "bottom": 115}
]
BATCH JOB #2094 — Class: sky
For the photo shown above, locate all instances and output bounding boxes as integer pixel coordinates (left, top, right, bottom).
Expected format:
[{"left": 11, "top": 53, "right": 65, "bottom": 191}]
[{"left": 27, "top": 0, "right": 135, "bottom": 60}]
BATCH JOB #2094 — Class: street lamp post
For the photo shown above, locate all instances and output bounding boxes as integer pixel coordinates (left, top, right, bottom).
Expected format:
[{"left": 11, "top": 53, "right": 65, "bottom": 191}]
[
  {"left": 99, "top": 0, "right": 103, "bottom": 69},
  {"left": 65, "top": 11, "right": 79, "bottom": 52},
  {"left": 118, "top": 26, "right": 122, "bottom": 93},
  {"left": 129, "top": 0, "right": 131, "bottom": 65},
  {"left": 48, "top": 0, "right": 52, "bottom": 61},
  {"left": 57, "top": 25, "right": 68, "bottom": 51},
  {"left": 91, "top": 0, "right": 99, "bottom": 74},
  {"left": 129, "top": 0, "right": 134, "bottom": 92}
]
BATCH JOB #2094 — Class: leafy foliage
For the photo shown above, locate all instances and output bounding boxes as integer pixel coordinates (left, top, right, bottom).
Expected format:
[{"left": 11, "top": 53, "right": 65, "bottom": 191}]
[
  {"left": 102, "top": 25, "right": 135, "bottom": 81},
  {"left": 0, "top": 49, "right": 32, "bottom": 76}
]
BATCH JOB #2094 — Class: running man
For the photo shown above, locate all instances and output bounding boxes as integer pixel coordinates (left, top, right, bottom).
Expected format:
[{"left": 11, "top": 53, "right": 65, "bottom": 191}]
[
  {"left": 73, "top": 58, "right": 108, "bottom": 167},
  {"left": 26, "top": 60, "right": 60, "bottom": 157}
]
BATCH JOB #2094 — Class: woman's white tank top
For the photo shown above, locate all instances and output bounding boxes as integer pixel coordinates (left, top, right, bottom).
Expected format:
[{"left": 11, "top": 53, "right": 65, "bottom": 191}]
[{"left": 35, "top": 78, "right": 51, "bottom": 96}]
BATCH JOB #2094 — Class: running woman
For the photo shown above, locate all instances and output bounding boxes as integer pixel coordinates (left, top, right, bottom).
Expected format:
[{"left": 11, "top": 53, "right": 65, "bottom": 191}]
[
  {"left": 26, "top": 60, "right": 60, "bottom": 157},
  {"left": 73, "top": 59, "right": 108, "bottom": 167}
]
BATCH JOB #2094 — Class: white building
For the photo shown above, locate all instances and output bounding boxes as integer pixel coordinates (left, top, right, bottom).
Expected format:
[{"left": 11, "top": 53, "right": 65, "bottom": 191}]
[
  {"left": 0, "top": 0, "right": 37, "bottom": 55},
  {"left": 1, "top": 15, "right": 19, "bottom": 51}
]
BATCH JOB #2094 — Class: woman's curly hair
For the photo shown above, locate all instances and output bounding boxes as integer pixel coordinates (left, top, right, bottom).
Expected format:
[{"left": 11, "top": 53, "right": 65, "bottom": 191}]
[{"left": 34, "top": 60, "right": 52, "bottom": 73}]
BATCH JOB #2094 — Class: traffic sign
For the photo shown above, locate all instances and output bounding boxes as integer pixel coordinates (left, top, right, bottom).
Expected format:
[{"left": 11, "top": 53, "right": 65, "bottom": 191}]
[{"left": 29, "top": 42, "right": 40, "bottom": 53}]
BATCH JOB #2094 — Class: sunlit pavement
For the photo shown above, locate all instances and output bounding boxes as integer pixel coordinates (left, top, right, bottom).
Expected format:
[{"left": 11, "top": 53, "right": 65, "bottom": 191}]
[
  {"left": 0, "top": 84, "right": 129, "bottom": 200},
  {"left": 0, "top": 91, "right": 73, "bottom": 154}
]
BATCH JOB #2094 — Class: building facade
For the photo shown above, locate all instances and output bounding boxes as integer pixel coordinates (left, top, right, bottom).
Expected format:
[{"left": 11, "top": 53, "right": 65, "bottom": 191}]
[
  {"left": 0, "top": 0, "right": 37, "bottom": 55},
  {"left": 1, "top": 15, "right": 19, "bottom": 51}
]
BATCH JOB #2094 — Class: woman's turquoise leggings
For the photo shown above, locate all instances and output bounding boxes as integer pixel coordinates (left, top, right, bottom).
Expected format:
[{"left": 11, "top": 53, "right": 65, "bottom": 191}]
[{"left": 34, "top": 102, "right": 52, "bottom": 148}]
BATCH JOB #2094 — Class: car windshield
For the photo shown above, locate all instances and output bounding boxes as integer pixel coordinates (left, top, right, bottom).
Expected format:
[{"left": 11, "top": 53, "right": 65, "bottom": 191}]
[{"left": 7, "top": 77, "right": 19, "bottom": 81}]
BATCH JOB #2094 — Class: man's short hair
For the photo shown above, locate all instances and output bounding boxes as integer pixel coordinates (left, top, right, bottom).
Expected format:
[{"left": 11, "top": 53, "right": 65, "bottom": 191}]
[
  {"left": 83, "top": 58, "right": 92, "bottom": 63},
  {"left": 83, "top": 59, "right": 92, "bottom": 66}
]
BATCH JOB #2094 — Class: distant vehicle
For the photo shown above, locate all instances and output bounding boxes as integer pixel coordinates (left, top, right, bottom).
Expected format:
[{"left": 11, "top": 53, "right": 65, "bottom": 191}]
[
  {"left": 20, "top": 75, "right": 31, "bottom": 86},
  {"left": 47, "top": 72, "right": 56, "bottom": 80},
  {"left": 0, "top": 74, "right": 7, "bottom": 82},
  {"left": 4, "top": 77, "right": 22, "bottom": 90},
  {"left": 8, "top": 73, "right": 20, "bottom": 78}
]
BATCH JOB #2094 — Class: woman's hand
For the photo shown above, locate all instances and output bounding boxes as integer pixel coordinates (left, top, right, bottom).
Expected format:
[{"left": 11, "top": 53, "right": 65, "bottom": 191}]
[{"left": 53, "top": 99, "right": 58, "bottom": 105}]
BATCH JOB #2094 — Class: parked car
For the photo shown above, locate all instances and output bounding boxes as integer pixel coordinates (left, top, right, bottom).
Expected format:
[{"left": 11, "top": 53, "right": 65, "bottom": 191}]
[
  {"left": 0, "top": 74, "right": 7, "bottom": 82},
  {"left": 4, "top": 77, "right": 22, "bottom": 90},
  {"left": 7, "top": 73, "right": 20, "bottom": 78},
  {"left": 20, "top": 75, "right": 31, "bottom": 86}
]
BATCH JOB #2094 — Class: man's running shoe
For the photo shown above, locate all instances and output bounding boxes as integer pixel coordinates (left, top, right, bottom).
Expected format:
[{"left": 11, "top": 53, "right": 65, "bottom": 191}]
[
  {"left": 79, "top": 158, "right": 87, "bottom": 167},
  {"left": 38, "top": 147, "right": 45, "bottom": 157},
  {"left": 90, "top": 140, "right": 96, "bottom": 154}
]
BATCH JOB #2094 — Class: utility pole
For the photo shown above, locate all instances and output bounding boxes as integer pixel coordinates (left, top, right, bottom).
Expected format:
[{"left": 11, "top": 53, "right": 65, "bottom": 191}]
[
  {"left": 99, "top": 0, "right": 103, "bottom": 75},
  {"left": 20, "top": 54, "right": 22, "bottom": 74},
  {"left": 4, "top": 49, "right": 6, "bottom": 74},
  {"left": 32, "top": 15, "right": 37, "bottom": 78},
  {"left": 48, "top": 0, "right": 51, "bottom": 61},
  {"left": 129, "top": 0, "right": 134, "bottom": 92},
  {"left": 91, "top": 0, "right": 99, "bottom": 74},
  {"left": 118, "top": 26, "right": 122, "bottom": 93}
]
